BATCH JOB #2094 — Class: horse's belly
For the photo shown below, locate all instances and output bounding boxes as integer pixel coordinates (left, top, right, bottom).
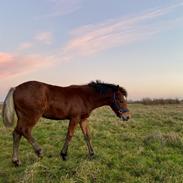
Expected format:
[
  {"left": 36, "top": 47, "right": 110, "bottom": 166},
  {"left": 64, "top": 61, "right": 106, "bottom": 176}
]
[{"left": 43, "top": 108, "right": 68, "bottom": 120}]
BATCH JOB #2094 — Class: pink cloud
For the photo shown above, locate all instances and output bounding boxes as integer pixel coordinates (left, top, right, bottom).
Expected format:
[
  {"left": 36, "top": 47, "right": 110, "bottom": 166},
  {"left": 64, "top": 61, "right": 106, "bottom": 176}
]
[
  {"left": 0, "top": 52, "right": 13, "bottom": 63},
  {"left": 0, "top": 52, "right": 52, "bottom": 79}
]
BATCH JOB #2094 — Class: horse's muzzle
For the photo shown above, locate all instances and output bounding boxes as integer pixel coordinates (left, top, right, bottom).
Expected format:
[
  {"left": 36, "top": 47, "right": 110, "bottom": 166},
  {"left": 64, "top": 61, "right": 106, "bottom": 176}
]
[
  {"left": 119, "top": 112, "right": 130, "bottom": 121},
  {"left": 121, "top": 115, "right": 129, "bottom": 121}
]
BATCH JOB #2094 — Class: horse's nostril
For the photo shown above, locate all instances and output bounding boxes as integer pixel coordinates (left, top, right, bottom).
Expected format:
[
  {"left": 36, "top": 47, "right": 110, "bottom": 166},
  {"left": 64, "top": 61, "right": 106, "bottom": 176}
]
[{"left": 123, "top": 116, "right": 129, "bottom": 121}]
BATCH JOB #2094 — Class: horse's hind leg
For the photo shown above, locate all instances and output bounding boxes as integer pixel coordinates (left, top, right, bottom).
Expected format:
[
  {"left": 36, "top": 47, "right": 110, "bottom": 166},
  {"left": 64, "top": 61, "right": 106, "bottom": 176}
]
[
  {"left": 22, "top": 126, "right": 43, "bottom": 158},
  {"left": 12, "top": 129, "right": 22, "bottom": 166},
  {"left": 12, "top": 118, "right": 43, "bottom": 166}
]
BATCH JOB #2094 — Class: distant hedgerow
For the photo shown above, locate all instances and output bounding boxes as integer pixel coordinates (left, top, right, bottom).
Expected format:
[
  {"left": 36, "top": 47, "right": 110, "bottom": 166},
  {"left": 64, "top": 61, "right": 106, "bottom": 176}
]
[{"left": 131, "top": 98, "right": 182, "bottom": 105}]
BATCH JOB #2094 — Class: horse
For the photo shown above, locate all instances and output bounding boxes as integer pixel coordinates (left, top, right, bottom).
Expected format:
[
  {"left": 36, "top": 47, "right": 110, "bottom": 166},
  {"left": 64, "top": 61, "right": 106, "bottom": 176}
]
[{"left": 2, "top": 80, "right": 130, "bottom": 166}]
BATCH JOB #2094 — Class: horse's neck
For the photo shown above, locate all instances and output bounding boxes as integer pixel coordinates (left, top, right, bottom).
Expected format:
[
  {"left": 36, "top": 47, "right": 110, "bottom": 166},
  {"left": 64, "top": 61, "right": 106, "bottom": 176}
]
[{"left": 90, "top": 92, "right": 112, "bottom": 109}]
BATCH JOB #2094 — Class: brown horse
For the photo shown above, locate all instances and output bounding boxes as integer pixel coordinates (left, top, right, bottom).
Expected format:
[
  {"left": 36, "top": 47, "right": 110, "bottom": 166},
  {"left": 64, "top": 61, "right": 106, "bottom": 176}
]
[{"left": 2, "top": 80, "right": 130, "bottom": 166}]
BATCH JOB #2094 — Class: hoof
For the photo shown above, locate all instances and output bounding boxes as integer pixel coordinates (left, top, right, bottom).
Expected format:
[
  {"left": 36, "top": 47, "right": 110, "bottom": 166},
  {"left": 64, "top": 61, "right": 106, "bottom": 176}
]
[
  {"left": 90, "top": 152, "right": 94, "bottom": 157},
  {"left": 89, "top": 152, "right": 95, "bottom": 159},
  {"left": 35, "top": 149, "right": 43, "bottom": 158},
  {"left": 12, "top": 159, "right": 21, "bottom": 167},
  {"left": 60, "top": 152, "right": 67, "bottom": 161}
]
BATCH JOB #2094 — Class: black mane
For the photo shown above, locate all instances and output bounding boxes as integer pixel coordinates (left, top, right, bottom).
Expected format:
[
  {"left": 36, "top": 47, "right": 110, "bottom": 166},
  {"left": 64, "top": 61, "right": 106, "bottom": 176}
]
[{"left": 88, "top": 80, "right": 127, "bottom": 96}]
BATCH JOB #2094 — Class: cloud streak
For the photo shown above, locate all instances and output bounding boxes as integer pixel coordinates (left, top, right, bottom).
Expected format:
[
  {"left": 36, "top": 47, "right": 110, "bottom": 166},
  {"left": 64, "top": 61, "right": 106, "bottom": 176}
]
[
  {"left": 0, "top": 52, "right": 53, "bottom": 79},
  {"left": 58, "top": 2, "right": 183, "bottom": 62},
  {"left": 18, "top": 32, "right": 53, "bottom": 50}
]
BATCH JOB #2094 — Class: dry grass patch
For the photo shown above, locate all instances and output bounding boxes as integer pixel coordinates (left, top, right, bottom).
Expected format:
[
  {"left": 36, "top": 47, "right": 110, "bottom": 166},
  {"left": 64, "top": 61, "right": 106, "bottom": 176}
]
[{"left": 144, "top": 131, "right": 183, "bottom": 148}]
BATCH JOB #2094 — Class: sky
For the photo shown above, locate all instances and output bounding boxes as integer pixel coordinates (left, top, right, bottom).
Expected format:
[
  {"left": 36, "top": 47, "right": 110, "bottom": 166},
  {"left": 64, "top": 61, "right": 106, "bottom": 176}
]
[{"left": 0, "top": 0, "right": 183, "bottom": 100}]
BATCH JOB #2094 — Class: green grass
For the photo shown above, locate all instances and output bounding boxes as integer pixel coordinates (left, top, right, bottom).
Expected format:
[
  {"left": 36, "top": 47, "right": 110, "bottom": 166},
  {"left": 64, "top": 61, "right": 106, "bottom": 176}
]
[{"left": 1, "top": 104, "right": 183, "bottom": 183}]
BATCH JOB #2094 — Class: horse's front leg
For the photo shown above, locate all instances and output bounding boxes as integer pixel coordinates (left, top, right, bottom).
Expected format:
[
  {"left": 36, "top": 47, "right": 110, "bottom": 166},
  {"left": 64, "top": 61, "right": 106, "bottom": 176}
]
[
  {"left": 60, "top": 117, "right": 79, "bottom": 160},
  {"left": 80, "top": 118, "right": 94, "bottom": 158}
]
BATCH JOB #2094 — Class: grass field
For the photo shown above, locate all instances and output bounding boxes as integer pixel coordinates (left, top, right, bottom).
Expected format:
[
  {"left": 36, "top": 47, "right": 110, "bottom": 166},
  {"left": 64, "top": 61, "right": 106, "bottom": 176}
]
[{"left": 0, "top": 104, "right": 183, "bottom": 183}]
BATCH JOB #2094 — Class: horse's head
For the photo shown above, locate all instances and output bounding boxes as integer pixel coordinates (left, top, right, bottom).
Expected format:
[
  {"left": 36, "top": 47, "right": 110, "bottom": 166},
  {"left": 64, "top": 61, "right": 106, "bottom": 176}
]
[{"left": 110, "top": 86, "right": 130, "bottom": 121}]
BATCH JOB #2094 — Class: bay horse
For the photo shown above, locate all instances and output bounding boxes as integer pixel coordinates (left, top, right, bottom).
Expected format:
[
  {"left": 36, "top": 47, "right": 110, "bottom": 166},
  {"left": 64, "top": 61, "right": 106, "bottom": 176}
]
[{"left": 2, "top": 80, "right": 130, "bottom": 166}]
